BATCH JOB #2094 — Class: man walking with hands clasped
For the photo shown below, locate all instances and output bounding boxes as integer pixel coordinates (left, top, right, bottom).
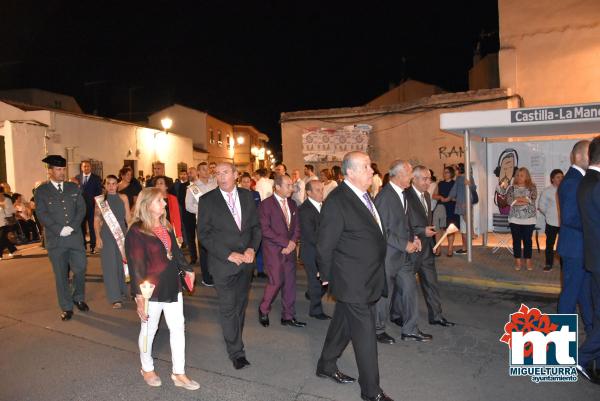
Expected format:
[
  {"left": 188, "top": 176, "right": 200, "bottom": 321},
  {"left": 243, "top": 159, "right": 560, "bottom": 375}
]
[{"left": 197, "top": 163, "right": 262, "bottom": 370}]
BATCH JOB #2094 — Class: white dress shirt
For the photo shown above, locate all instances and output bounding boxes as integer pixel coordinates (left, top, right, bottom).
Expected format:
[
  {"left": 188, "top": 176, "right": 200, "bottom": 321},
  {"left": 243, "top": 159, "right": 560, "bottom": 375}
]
[
  {"left": 589, "top": 166, "right": 600, "bottom": 174},
  {"left": 50, "top": 180, "right": 64, "bottom": 192},
  {"left": 412, "top": 184, "right": 428, "bottom": 214},
  {"left": 308, "top": 196, "right": 322, "bottom": 213},
  {"left": 389, "top": 181, "right": 407, "bottom": 210},
  {"left": 274, "top": 193, "right": 291, "bottom": 226},
  {"left": 538, "top": 185, "right": 560, "bottom": 227},
  {"left": 344, "top": 179, "right": 383, "bottom": 233}
]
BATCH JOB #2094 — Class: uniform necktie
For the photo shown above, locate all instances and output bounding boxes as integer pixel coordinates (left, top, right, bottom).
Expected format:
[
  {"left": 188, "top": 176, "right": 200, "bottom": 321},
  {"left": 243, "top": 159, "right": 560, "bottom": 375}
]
[
  {"left": 280, "top": 198, "right": 290, "bottom": 229},
  {"left": 227, "top": 191, "right": 241, "bottom": 230},
  {"left": 57, "top": 183, "right": 63, "bottom": 193}
]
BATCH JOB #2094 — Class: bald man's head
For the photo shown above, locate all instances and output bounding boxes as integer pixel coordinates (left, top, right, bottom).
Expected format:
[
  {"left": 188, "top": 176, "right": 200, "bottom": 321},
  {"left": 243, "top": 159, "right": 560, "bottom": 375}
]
[{"left": 571, "top": 140, "right": 590, "bottom": 169}]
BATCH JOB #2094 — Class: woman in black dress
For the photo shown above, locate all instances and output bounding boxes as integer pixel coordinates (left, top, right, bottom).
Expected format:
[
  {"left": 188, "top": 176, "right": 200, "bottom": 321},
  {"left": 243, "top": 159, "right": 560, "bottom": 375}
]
[
  {"left": 118, "top": 166, "right": 142, "bottom": 210},
  {"left": 434, "top": 166, "right": 459, "bottom": 256}
]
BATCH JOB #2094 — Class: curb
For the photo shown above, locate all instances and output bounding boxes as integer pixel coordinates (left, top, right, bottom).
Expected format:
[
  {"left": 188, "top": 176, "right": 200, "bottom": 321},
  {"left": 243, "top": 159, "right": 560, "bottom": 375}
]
[{"left": 438, "top": 274, "right": 561, "bottom": 295}]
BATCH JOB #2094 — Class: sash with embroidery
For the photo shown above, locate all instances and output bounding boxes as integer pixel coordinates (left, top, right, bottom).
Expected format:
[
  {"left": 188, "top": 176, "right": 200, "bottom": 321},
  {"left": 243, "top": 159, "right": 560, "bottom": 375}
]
[
  {"left": 188, "top": 183, "right": 202, "bottom": 202},
  {"left": 95, "top": 195, "right": 130, "bottom": 282}
]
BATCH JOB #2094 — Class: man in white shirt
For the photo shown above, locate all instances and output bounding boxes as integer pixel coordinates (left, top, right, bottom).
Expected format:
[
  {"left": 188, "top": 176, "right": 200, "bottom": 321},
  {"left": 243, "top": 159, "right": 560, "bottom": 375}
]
[
  {"left": 303, "top": 164, "right": 319, "bottom": 184},
  {"left": 254, "top": 168, "right": 274, "bottom": 201},
  {"left": 291, "top": 169, "right": 306, "bottom": 206},
  {"left": 298, "top": 180, "right": 330, "bottom": 320},
  {"left": 185, "top": 161, "right": 217, "bottom": 286},
  {"left": 538, "top": 169, "right": 564, "bottom": 272}
]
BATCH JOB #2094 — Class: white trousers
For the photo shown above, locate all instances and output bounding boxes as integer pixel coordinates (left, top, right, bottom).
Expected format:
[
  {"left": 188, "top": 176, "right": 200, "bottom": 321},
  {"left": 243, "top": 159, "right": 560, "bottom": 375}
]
[{"left": 139, "top": 292, "right": 186, "bottom": 374}]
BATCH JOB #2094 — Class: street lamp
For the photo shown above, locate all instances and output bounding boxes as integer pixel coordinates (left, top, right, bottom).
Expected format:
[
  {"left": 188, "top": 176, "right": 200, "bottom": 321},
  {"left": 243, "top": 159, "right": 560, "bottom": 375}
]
[
  {"left": 237, "top": 136, "right": 245, "bottom": 145},
  {"left": 267, "top": 150, "right": 272, "bottom": 155},
  {"left": 161, "top": 117, "right": 173, "bottom": 131}
]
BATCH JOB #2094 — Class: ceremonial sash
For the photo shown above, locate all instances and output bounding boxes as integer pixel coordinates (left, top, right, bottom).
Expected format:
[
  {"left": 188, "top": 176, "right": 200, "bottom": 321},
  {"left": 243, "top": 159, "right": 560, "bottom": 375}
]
[
  {"left": 95, "top": 195, "right": 130, "bottom": 283},
  {"left": 188, "top": 183, "right": 202, "bottom": 202}
]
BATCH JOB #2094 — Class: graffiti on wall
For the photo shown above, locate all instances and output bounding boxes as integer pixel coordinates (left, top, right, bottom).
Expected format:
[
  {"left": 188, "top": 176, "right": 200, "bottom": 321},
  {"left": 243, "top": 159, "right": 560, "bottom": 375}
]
[
  {"left": 302, "top": 125, "right": 372, "bottom": 162},
  {"left": 438, "top": 145, "right": 464, "bottom": 160}
]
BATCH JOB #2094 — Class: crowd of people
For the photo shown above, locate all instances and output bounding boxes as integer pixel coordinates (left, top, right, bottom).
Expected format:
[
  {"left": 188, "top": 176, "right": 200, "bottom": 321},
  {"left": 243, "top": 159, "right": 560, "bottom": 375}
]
[{"left": 21, "top": 137, "right": 600, "bottom": 398}]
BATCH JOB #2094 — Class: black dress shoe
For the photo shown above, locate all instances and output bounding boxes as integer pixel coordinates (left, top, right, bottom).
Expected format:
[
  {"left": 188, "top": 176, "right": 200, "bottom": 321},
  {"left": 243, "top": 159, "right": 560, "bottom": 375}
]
[
  {"left": 281, "top": 318, "right": 306, "bottom": 327},
  {"left": 401, "top": 331, "right": 433, "bottom": 342},
  {"left": 577, "top": 363, "right": 600, "bottom": 385},
  {"left": 309, "top": 313, "right": 332, "bottom": 320},
  {"left": 361, "top": 391, "right": 394, "bottom": 401},
  {"left": 390, "top": 318, "right": 403, "bottom": 327},
  {"left": 258, "top": 307, "right": 269, "bottom": 327},
  {"left": 60, "top": 310, "right": 73, "bottom": 321},
  {"left": 376, "top": 332, "right": 396, "bottom": 344},
  {"left": 74, "top": 301, "right": 89, "bottom": 312},
  {"left": 429, "top": 317, "right": 455, "bottom": 327},
  {"left": 316, "top": 369, "right": 356, "bottom": 384},
  {"left": 233, "top": 357, "right": 250, "bottom": 370}
]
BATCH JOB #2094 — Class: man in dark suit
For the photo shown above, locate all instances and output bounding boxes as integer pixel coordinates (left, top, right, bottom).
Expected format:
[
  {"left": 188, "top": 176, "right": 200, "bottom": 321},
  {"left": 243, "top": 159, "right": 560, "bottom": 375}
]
[
  {"left": 316, "top": 151, "right": 394, "bottom": 401},
  {"left": 76, "top": 160, "right": 102, "bottom": 253},
  {"left": 557, "top": 140, "right": 593, "bottom": 335},
  {"left": 374, "top": 160, "right": 430, "bottom": 345},
  {"left": 35, "top": 155, "right": 89, "bottom": 321},
  {"left": 258, "top": 174, "right": 305, "bottom": 328},
  {"left": 298, "top": 180, "right": 330, "bottom": 320},
  {"left": 145, "top": 162, "right": 174, "bottom": 189},
  {"left": 394, "top": 165, "right": 454, "bottom": 329},
  {"left": 197, "top": 162, "right": 262, "bottom": 370},
  {"left": 576, "top": 136, "right": 600, "bottom": 385}
]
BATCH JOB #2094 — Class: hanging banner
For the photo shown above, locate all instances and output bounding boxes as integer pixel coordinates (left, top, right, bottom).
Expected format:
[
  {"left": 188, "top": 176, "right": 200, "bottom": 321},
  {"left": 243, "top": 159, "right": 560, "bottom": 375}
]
[{"left": 302, "top": 125, "right": 372, "bottom": 162}]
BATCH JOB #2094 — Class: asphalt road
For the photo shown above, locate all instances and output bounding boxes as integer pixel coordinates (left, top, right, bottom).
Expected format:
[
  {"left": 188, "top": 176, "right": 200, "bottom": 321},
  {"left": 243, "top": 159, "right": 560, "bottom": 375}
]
[{"left": 0, "top": 245, "right": 598, "bottom": 401}]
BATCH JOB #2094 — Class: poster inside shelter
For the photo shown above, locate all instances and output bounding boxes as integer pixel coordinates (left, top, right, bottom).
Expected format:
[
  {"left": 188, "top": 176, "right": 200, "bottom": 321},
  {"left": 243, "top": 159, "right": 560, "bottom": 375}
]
[{"left": 487, "top": 140, "right": 577, "bottom": 231}]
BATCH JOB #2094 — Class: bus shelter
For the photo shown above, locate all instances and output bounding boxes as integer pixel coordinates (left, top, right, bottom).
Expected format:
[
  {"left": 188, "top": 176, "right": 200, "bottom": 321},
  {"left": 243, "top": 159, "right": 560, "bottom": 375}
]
[{"left": 440, "top": 102, "right": 600, "bottom": 262}]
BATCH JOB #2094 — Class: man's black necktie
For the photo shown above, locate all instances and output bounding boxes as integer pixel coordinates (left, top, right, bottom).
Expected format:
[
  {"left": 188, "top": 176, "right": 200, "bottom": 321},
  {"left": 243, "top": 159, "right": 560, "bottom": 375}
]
[
  {"left": 402, "top": 189, "right": 408, "bottom": 214},
  {"left": 57, "top": 183, "right": 63, "bottom": 193}
]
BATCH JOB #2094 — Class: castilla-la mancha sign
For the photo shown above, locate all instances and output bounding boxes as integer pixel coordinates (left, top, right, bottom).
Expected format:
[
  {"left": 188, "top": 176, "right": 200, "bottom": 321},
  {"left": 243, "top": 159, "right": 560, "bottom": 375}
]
[{"left": 511, "top": 104, "right": 600, "bottom": 123}]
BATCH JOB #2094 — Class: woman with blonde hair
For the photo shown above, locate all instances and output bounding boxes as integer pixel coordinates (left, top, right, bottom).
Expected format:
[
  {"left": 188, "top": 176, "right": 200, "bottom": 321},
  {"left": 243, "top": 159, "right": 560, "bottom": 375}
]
[
  {"left": 126, "top": 187, "right": 199, "bottom": 390},
  {"left": 320, "top": 168, "right": 338, "bottom": 199},
  {"left": 506, "top": 167, "right": 538, "bottom": 271}
]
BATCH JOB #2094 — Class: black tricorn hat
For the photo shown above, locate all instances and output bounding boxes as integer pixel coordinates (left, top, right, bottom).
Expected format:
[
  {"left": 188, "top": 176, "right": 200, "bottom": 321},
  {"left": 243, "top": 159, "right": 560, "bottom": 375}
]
[{"left": 42, "top": 155, "right": 67, "bottom": 167}]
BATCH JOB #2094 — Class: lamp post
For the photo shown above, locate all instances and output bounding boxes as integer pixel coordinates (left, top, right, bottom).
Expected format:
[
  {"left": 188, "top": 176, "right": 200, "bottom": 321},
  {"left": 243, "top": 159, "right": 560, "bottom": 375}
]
[
  {"left": 160, "top": 117, "right": 173, "bottom": 133},
  {"left": 156, "top": 117, "right": 173, "bottom": 163}
]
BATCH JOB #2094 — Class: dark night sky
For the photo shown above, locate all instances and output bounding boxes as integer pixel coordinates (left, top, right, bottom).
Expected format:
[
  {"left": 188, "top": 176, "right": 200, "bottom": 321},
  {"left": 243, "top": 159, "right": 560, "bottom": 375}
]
[{"left": 1, "top": 1, "right": 499, "bottom": 154}]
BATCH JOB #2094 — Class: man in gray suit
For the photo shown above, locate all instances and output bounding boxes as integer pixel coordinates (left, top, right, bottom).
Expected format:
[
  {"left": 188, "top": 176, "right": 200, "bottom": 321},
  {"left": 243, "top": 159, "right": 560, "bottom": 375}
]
[
  {"left": 374, "top": 160, "right": 431, "bottom": 344},
  {"left": 394, "top": 166, "right": 455, "bottom": 329},
  {"left": 35, "top": 155, "right": 89, "bottom": 321}
]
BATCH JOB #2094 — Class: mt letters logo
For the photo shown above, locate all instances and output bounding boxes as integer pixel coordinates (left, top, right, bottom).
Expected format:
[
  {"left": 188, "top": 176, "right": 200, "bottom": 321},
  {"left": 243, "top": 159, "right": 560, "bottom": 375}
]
[{"left": 500, "top": 304, "right": 578, "bottom": 383}]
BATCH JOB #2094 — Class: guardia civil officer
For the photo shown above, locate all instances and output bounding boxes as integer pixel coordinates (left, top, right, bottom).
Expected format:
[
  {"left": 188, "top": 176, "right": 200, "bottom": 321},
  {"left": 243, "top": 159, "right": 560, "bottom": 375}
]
[{"left": 35, "top": 155, "right": 89, "bottom": 320}]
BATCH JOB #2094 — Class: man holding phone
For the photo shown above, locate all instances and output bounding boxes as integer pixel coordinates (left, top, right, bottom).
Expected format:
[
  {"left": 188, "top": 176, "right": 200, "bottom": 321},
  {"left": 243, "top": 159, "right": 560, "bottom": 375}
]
[{"left": 391, "top": 165, "right": 455, "bottom": 330}]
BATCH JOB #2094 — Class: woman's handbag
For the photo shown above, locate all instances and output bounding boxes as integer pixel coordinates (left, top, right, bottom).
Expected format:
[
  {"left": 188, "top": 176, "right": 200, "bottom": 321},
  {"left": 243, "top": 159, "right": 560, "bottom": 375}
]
[{"left": 177, "top": 266, "right": 194, "bottom": 293}]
